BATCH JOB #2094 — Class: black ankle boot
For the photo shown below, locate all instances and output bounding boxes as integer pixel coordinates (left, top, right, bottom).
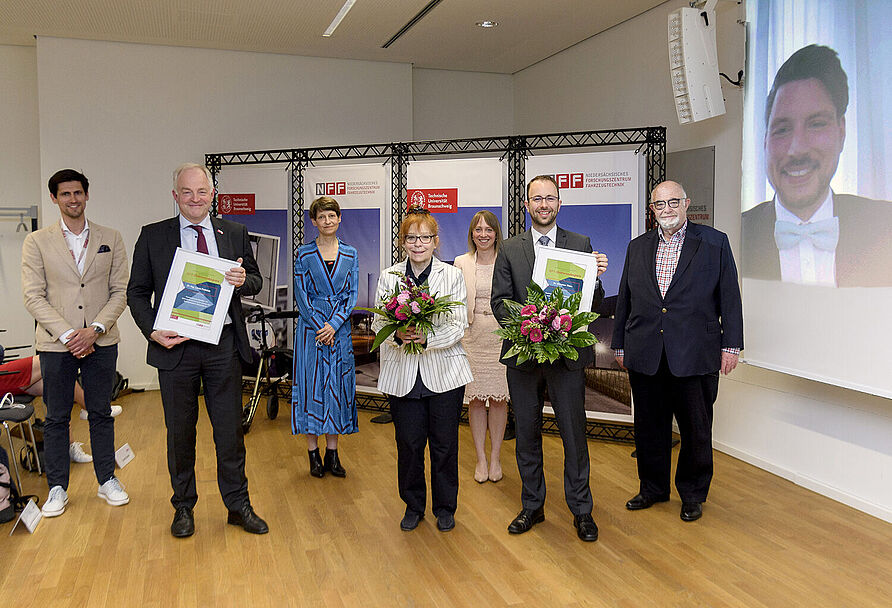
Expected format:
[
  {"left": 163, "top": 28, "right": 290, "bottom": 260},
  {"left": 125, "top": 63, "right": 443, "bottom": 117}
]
[
  {"left": 324, "top": 449, "right": 346, "bottom": 478},
  {"left": 308, "top": 449, "right": 325, "bottom": 478}
]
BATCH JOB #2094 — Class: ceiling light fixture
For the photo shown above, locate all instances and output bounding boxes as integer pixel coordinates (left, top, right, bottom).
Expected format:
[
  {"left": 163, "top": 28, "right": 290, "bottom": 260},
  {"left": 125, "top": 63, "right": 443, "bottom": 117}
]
[
  {"left": 476, "top": 20, "right": 499, "bottom": 28},
  {"left": 323, "top": 0, "right": 358, "bottom": 38}
]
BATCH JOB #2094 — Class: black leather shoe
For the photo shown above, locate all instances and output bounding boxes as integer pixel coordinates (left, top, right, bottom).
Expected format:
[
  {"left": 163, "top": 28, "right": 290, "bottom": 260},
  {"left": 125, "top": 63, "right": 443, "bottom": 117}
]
[
  {"left": 573, "top": 513, "right": 599, "bottom": 542},
  {"left": 625, "top": 493, "right": 670, "bottom": 511},
  {"left": 680, "top": 502, "right": 703, "bottom": 522},
  {"left": 400, "top": 511, "right": 424, "bottom": 531},
  {"left": 308, "top": 449, "right": 325, "bottom": 478},
  {"left": 507, "top": 507, "right": 545, "bottom": 534},
  {"left": 227, "top": 503, "right": 269, "bottom": 534},
  {"left": 171, "top": 507, "right": 194, "bottom": 538},
  {"left": 324, "top": 449, "right": 346, "bottom": 477},
  {"left": 436, "top": 513, "right": 455, "bottom": 532}
]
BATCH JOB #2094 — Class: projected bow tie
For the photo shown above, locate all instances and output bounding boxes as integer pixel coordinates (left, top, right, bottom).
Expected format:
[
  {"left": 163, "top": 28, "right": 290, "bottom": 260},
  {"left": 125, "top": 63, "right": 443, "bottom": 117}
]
[{"left": 773, "top": 218, "right": 840, "bottom": 251}]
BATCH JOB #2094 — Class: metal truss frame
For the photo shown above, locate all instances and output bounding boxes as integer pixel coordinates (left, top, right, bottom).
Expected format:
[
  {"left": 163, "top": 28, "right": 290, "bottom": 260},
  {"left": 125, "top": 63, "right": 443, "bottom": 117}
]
[{"left": 211, "top": 126, "right": 665, "bottom": 443}]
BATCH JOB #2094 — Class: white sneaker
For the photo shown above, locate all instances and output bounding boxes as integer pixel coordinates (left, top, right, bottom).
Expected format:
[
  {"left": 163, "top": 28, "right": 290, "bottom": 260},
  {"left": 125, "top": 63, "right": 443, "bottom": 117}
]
[
  {"left": 43, "top": 485, "right": 69, "bottom": 517},
  {"left": 97, "top": 477, "right": 129, "bottom": 506},
  {"left": 79, "top": 405, "right": 123, "bottom": 420},
  {"left": 69, "top": 441, "right": 93, "bottom": 463}
]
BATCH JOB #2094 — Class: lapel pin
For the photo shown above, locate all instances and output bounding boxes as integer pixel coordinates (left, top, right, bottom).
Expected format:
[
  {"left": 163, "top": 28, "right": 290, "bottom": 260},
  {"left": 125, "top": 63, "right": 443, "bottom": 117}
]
[{"left": 217, "top": 229, "right": 223, "bottom": 234}]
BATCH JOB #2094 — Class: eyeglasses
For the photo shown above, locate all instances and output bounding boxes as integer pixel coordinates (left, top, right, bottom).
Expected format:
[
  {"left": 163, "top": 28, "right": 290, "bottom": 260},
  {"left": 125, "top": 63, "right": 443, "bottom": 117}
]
[
  {"left": 529, "top": 195, "right": 559, "bottom": 204},
  {"left": 405, "top": 234, "right": 436, "bottom": 244},
  {"left": 651, "top": 198, "right": 684, "bottom": 210}
]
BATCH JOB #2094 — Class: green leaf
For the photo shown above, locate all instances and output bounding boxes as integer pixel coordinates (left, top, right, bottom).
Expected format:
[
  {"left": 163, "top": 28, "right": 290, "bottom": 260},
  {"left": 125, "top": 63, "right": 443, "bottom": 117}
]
[{"left": 369, "top": 324, "right": 397, "bottom": 351}]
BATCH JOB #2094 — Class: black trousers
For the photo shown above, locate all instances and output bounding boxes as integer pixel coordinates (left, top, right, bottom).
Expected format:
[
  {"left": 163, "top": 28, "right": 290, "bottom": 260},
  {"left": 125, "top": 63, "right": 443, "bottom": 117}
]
[
  {"left": 157, "top": 327, "right": 249, "bottom": 511},
  {"left": 506, "top": 363, "right": 593, "bottom": 516},
  {"left": 388, "top": 385, "right": 464, "bottom": 518},
  {"left": 39, "top": 345, "right": 118, "bottom": 490},
  {"left": 627, "top": 352, "right": 719, "bottom": 503}
]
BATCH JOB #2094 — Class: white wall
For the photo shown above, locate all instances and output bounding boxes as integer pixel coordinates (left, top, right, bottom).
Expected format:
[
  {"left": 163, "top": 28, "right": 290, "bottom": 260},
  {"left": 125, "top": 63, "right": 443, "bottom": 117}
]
[
  {"left": 0, "top": 45, "right": 41, "bottom": 354},
  {"left": 412, "top": 68, "right": 514, "bottom": 140},
  {"left": 514, "top": 0, "right": 892, "bottom": 521},
  {"left": 35, "top": 37, "right": 414, "bottom": 389}
]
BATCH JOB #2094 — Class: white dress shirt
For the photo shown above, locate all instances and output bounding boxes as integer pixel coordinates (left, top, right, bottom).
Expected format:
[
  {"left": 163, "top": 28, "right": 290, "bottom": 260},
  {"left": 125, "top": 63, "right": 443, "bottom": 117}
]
[
  {"left": 532, "top": 224, "right": 558, "bottom": 251},
  {"left": 59, "top": 218, "right": 105, "bottom": 343},
  {"left": 776, "top": 191, "right": 837, "bottom": 286}
]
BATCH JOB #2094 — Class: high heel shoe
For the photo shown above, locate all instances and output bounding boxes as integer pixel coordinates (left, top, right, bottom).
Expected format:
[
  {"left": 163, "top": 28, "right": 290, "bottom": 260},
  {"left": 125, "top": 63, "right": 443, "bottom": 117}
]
[
  {"left": 323, "top": 449, "right": 346, "bottom": 477},
  {"left": 308, "top": 448, "right": 325, "bottom": 478}
]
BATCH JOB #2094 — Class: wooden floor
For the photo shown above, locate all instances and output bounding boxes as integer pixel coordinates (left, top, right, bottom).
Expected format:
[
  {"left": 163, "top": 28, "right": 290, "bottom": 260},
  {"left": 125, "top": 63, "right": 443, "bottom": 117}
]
[{"left": 2, "top": 391, "right": 890, "bottom": 607}]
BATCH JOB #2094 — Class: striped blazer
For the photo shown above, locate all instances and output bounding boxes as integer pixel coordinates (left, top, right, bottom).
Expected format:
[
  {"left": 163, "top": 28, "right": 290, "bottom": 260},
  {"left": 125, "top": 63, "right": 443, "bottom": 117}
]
[{"left": 372, "top": 258, "right": 473, "bottom": 397}]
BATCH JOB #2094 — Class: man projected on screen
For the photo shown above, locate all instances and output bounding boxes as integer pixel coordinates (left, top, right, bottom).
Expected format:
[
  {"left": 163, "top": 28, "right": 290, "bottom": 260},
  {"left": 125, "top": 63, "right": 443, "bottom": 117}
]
[{"left": 742, "top": 44, "right": 892, "bottom": 287}]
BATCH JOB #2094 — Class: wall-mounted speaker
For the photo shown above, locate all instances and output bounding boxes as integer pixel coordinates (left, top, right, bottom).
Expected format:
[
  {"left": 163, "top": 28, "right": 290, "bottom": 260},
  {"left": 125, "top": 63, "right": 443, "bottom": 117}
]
[{"left": 668, "top": 5, "right": 726, "bottom": 124}]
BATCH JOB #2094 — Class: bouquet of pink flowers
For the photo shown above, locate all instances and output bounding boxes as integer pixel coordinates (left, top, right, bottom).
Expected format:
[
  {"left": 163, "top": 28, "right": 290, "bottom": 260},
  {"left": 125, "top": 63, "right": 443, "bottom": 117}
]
[
  {"left": 362, "top": 271, "right": 463, "bottom": 355},
  {"left": 495, "top": 283, "right": 599, "bottom": 365}
]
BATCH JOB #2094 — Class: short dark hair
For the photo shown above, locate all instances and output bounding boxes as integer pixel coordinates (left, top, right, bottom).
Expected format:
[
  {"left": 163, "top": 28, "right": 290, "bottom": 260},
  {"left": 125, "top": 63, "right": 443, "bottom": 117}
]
[
  {"left": 526, "top": 175, "right": 560, "bottom": 199},
  {"left": 765, "top": 44, "right": 848, "bottom": 126},
  {"left": 48, "top": 169, "right": 89, "bottom": 197},
  {"left": 310, "top": 196, "right": 341, "bottom": 219}
]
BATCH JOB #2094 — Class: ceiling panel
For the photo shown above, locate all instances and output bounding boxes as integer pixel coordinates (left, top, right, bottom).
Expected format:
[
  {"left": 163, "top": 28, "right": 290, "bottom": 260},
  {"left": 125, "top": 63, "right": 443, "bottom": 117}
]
[{"left": 0, "top": 0, "right": 667, "bottom": 73}]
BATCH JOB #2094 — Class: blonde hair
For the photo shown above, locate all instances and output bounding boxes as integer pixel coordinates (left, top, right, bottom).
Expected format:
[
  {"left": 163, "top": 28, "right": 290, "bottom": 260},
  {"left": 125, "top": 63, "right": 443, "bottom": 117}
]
[{"left": 172, "top": 163, "right": 214, "bottom": 191}]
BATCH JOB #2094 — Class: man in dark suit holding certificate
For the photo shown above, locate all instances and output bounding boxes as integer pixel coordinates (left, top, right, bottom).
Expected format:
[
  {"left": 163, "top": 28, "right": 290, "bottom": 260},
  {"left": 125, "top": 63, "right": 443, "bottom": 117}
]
[
  {"left": 491, "top": 175, "right": 608, "bottom": 542},
  {"left": 127, "top": 163, "right": 267, "bottom": 537},
  {"left": 613, "top": 180, "right": 743, "bottom": 522}
]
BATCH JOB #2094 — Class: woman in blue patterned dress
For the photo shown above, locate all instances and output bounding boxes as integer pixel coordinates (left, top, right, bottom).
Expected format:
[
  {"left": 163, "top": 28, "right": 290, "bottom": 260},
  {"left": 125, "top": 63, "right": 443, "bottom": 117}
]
[{"left": 292, "top": 196, "right": 359, "bottom": 478}]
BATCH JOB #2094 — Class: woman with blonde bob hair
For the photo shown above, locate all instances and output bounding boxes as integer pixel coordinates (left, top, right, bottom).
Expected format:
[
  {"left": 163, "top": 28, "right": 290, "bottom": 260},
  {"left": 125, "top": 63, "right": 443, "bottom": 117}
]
[
  {"left": 372, "top": 207, "right": 472, "bottom": 533},
  {"left": 454, "top": 210, "right": 509, "bottom": 483}
]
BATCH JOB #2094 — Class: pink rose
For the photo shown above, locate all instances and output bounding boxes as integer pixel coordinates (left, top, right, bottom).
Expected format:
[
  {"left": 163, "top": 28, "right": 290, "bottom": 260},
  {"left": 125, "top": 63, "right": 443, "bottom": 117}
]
[
  {"left": 520, "top": 304, "right": 538, "bottom": 316},
  {"left": 529, "top": 327, "right": 543, "bottom": 343},
  {"left": 397, "top": 291, "right": 410, "bottom": 305},
  {"left": 560, "top": 314, "right": 572, "bottom": 331},
  {"left": 394, "top": 305, "right": 409, "bottom": 321},
  {"left": 551, "top": 316, "right": 563, "bottom": 331},
  {"left": 410, "top": 301, "right": 421, "bottom": 314}
]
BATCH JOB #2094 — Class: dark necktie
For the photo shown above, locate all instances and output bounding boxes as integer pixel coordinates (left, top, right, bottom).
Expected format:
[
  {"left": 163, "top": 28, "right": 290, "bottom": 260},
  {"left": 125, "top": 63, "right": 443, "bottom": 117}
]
[
  {"left": 189, "top": 225, "right": 209, "bottom": 254},
  {"left": 538, "top": 235, "right": 550, "bottom": 247}
]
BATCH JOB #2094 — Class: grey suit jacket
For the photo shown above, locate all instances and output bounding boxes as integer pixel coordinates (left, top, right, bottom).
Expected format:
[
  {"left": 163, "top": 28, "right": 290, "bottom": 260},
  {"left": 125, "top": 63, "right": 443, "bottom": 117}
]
[
  {"left": 22, "top": 220, "right": 129, "bottom": 352},
  {"left": 491, "top": 227, "right": 604, "bottom": 370}
]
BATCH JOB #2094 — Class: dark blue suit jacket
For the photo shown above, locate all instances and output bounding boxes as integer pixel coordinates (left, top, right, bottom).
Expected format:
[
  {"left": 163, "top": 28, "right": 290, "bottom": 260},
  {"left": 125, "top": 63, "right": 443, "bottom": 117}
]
[{"left": 611, "top": 222, "right": 743, "bottom": 377}]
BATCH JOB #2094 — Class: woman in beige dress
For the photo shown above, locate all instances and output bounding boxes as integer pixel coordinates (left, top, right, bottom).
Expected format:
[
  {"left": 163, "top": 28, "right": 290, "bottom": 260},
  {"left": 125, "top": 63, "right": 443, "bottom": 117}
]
[{"left": 454, "top": 210, "right": 509, "bottom": 483}]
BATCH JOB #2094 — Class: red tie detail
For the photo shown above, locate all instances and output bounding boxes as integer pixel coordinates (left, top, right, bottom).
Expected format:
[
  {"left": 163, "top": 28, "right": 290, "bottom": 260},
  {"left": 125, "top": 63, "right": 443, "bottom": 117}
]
[{"left": 189, "top": 225, "right": 209, "bottom": 254}]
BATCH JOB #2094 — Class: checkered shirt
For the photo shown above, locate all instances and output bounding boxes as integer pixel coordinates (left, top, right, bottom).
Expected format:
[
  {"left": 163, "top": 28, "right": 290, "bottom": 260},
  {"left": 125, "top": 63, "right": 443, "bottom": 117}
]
[{"left": 614, "top": 221, "right": 738, "bottom": 358}]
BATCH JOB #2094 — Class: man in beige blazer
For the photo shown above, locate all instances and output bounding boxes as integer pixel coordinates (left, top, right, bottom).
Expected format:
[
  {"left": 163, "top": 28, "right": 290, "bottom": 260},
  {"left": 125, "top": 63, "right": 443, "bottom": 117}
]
[{"left": 22, "top": 169, "right": 130, "bottom": 518}]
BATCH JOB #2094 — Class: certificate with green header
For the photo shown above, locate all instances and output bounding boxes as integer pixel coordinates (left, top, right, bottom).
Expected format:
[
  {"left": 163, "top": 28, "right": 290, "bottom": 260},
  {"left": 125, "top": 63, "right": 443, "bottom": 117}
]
[
  {"left": 531, "top": 246, "right": 600, "bottom": 313},
  {"left": 153, "top": 248, "right": 238, "bottom": 344}
]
